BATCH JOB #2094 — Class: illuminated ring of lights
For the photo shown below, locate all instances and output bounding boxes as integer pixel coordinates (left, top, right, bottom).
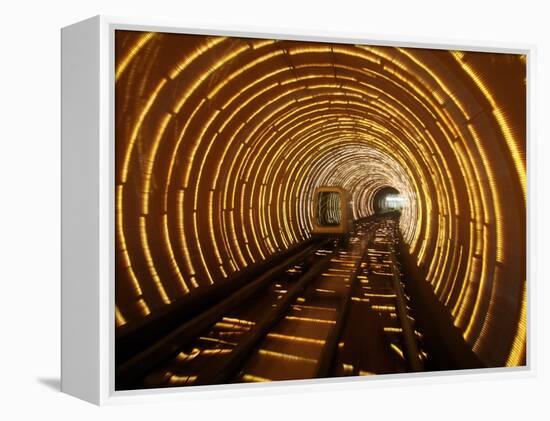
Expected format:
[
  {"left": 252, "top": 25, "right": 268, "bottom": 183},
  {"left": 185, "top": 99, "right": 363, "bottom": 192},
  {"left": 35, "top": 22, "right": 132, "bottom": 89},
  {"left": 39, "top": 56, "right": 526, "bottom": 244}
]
[{"left": 114, "top": 33, "right": 526, "bottom": 367}]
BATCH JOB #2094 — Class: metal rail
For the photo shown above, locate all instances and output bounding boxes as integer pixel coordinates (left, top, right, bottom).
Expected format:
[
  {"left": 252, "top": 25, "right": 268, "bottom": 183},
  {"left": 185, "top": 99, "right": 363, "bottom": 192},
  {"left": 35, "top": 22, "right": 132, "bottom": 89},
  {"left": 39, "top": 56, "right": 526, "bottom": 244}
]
[
  {"left": 116, "top": 238, "right": 332, "bottom": 389},
  {"left": 315, "top": 221, "right": 379, "bottom": 377},
  {"left": 116, "top": 237, "right": 322, "bottom": 364},
  {"left": 389, "top": 244, "right": 423, "bottom": 371},
  {"left": 194, "top": 252, "right": 336, "bottom": 385}
]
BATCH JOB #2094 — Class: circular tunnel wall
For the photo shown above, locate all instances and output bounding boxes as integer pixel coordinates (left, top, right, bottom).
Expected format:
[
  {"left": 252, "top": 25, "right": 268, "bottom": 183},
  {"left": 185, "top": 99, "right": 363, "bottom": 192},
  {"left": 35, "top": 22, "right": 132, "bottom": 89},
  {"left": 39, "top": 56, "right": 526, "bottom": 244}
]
[{"left": 114, "top": 31, "right": 526, "bottom": 368}]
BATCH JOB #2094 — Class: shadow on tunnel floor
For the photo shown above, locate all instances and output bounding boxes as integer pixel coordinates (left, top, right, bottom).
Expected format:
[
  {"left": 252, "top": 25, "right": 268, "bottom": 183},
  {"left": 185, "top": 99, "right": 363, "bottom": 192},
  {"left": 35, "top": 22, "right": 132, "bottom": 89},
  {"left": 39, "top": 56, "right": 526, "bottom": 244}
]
[{"left": 397, "top": 234, "right": 485, "bottom": 371}]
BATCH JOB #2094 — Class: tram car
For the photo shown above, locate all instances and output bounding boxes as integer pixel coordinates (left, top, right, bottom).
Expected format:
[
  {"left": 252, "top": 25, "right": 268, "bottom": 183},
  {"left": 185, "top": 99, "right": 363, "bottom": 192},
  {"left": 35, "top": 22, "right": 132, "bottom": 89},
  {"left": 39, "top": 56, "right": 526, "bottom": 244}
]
[{"left": 311, "top": 186, "right": 353, "bottom": 235}]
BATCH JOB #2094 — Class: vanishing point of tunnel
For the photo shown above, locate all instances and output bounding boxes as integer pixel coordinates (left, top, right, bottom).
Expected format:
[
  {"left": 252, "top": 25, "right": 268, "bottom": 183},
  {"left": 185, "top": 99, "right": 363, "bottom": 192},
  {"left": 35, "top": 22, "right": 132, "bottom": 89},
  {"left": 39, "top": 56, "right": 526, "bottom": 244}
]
[{"left": 114, "top": 31, "right": 526, "bottom": 390}]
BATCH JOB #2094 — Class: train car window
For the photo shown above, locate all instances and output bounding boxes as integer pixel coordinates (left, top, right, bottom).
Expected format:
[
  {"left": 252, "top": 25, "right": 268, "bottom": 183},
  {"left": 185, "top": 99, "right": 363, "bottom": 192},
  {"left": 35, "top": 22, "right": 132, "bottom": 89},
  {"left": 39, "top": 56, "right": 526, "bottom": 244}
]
[{"left": 317, "top": 191, "right": 342, "bottom": 226}]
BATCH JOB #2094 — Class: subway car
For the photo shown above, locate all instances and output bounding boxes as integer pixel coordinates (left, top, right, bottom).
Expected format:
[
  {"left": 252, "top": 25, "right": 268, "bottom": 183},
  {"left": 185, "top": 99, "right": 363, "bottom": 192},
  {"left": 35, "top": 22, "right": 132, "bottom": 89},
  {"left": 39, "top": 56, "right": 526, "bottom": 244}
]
[{"left": 311, "top": 186, "right": 353, "bottom": 235}]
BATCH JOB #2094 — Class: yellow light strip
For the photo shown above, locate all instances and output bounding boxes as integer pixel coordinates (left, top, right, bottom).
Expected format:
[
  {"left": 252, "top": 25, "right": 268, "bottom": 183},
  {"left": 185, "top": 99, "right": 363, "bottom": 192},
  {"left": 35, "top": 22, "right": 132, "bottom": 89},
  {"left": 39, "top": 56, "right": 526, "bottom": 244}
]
[{"left": 116, "top": 32, "right": 155, "bottom": 81}]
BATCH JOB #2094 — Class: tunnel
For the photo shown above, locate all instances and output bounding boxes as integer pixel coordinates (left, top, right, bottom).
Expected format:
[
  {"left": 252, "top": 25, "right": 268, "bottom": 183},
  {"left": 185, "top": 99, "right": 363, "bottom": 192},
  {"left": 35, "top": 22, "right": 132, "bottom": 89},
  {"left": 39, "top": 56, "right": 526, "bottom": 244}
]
[
  {"left": 114, "top": 30, "right": 526, "bottom": 389},
  {"left": 373, "top": 187, "right": 404, "bottom": 214}
]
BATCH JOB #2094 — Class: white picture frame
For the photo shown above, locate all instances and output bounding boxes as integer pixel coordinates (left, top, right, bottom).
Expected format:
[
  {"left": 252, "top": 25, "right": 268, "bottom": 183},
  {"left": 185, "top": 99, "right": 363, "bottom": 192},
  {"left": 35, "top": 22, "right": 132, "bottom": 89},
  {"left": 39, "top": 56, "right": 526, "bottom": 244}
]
[{"left": 61, "top": 15, "right": 534, "bottom": 405}]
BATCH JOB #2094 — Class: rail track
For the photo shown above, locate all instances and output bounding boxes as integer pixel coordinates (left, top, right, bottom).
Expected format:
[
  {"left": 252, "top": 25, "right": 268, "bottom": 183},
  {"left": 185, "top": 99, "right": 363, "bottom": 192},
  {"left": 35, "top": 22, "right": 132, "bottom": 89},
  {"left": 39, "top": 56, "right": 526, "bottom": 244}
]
[{"left": 116, "top": 213, "right": 426, "bottom": 390}]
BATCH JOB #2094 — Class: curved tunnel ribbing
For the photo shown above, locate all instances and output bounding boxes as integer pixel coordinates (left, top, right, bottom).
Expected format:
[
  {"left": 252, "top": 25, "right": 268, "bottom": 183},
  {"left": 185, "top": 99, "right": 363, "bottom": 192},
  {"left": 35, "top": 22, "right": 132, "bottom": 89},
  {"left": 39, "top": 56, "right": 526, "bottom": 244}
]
[{"left": 115, "top": 32, "right": 526, "bottom": 368}]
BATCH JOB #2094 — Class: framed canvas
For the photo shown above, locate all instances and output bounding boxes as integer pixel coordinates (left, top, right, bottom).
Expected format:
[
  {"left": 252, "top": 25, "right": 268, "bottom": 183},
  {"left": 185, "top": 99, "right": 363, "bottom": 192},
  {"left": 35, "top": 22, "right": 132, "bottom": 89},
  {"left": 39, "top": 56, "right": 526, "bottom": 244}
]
[{"left": 61, "top": 15, "right": 532, "bottom": 405}]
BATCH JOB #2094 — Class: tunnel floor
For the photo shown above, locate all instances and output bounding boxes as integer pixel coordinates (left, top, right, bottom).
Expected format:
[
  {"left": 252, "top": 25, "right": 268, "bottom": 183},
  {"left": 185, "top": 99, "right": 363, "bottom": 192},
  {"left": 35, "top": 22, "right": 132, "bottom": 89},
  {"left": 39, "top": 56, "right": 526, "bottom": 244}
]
[{"left": 117, "top": 214, "right": 431, "bottom": 389}]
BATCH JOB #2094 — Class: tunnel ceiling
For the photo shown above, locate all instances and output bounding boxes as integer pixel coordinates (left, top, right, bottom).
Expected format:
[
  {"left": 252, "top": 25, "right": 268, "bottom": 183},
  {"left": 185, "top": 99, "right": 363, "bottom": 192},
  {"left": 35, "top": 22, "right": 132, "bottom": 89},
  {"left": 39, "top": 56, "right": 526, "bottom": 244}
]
[{"left": 115, "top": 31, "right": 526, "bottom": 367}]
